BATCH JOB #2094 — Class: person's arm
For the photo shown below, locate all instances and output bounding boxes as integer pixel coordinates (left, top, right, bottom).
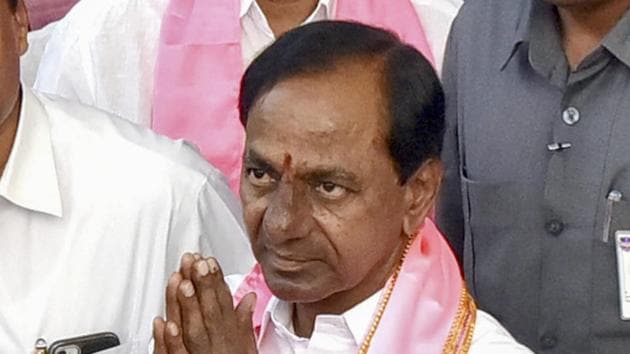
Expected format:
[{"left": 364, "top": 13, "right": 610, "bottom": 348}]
[
  {"left": 435, "top": 17, "right": 464, "bottom": 261},
  {"left": 32, "top": 0, "right": 103, "bottom": 104},
  {"left": 195, "top": 174, "right": 255, "bottom": 275},
  {"left": 165, "top": 171, "right": 254, "bottom": 279},
  {"left": 33, "top": 0, "right": 165, "bottom": 126}
]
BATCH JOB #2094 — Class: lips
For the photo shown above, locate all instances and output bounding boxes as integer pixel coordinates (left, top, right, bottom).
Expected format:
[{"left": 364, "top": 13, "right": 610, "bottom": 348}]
[{"left": 265, "top": 252, "right": 313, "bottom": 273}]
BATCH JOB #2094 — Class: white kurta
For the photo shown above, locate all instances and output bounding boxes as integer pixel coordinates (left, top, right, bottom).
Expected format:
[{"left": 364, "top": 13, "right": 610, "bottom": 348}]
[
  {"left": 28, "top": 0, "right": 462, "bottom": 127},
  {"left": 222, "top": 276, "right": 534, "bottom": 354},
  {"left": 0, "top": 87, "right": 254, "bottom": 353}
]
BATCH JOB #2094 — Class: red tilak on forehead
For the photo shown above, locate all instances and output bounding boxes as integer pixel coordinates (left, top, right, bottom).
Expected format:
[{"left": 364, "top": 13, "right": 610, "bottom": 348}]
[{"left": 282, "top": 153, "right": 294, "bottom": 182}]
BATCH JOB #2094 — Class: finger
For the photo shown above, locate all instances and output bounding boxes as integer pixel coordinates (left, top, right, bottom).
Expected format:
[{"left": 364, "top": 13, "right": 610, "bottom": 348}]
[
  {"left": 235, "top": 292, "right": 258, "bottom": 353},
  {"left": 166, "top": 272, "right": 183, "bottom": 326},
  {"left": 164, "top": 321, "right": 190, "bottom": 354},
  {"left": 178, "top": 280, "right": 212, "bottom": 352},
  {"left": 180, "top": 253, "right": 196, "bottom": 280},
  {"left": 205, "top": 258, "right": 233, "bottom": 315},
  {"left": 191, "top": 258, "right": 229, "bottom": 337},
  {"left": 153, "top": 317, "right": 168, "bottom": 354}
]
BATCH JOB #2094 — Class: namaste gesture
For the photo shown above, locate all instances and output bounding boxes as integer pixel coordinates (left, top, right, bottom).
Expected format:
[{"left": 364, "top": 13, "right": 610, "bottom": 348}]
[{"left": 153, "top": 253, "right": 258, "bottom": 354}]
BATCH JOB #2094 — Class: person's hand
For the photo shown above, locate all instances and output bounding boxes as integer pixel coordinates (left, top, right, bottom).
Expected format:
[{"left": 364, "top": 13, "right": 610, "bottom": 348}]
[{"left": 153, "top": 254, "right": 258, "bottom": 354}]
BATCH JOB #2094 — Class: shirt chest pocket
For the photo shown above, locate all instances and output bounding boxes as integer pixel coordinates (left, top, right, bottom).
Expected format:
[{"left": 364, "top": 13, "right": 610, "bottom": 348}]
[
  {"left": 604, "top": 173, "right": 630, "bottom": 243},
  {"left": 599, "top": 103, "right": 630, "bottom": 242},
  {"left": 463, "top": 177, "right": 517, "bottom": 232},
  {"left": 462, "top": 176, "right": 540, "bottom": 239},
  {"left": 461, "top": 175, "right": 543, "bottom": 296}
]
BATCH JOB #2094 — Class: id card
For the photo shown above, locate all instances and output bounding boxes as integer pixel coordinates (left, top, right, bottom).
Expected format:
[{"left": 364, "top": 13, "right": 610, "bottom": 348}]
[{"left": 615, "top": 231, "right": 630, "bottom": 320}]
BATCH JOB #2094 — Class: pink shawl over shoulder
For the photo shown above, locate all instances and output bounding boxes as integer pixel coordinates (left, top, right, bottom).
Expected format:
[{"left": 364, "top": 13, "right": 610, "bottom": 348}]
[{"left": 233, "top": 218, "right": 463, "bottom": 354}]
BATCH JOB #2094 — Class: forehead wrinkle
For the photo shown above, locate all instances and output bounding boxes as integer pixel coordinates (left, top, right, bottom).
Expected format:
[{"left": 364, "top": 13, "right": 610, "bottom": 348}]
[
  {"left": 249, "top": 97, "right": 336, "bottom": 146},
  {"left": 246, "top": 57, "right": 395, "bottom": 176},
  {"left": 246, "top": 145, "right": 340, "bottom": 181},
  {"left": 248, "top": 117, "right": 388, "bottom": 172},
  {"left": 284, "top": 156, "right": 363, "bottom": 184}
]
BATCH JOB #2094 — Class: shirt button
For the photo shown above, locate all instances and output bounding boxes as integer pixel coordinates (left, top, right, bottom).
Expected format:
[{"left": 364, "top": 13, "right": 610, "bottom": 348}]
[
  {"left": 540, "top": 334, "right": 558, "bottom": 349},
  {"left": 562, "top": 107, "right": 580, "bottom": 126},
  {"left": 545, "top": 219, "right": 564, "bottom": 236}
]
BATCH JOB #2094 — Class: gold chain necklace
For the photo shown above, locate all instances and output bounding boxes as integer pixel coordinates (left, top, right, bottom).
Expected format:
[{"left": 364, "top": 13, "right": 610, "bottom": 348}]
[
  {"left": 442, "top": 288, "right": 477, "bottom": 353},
  {"left": 358, "top": 237, "right": 414, "bottom": 354},
  {"left": 357, "top": 238, "right": 477, "bottom": 354}
]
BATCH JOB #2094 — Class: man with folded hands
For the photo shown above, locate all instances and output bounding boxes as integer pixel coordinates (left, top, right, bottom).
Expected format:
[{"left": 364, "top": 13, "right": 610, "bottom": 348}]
[{"left": 152, "top": 21, "right": 532, "bottom": 354}]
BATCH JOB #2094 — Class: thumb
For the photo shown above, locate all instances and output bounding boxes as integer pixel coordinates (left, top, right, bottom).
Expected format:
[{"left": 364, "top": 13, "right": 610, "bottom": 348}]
[{"left": 235, "top": 292, "right": 258, "bottom": 352}]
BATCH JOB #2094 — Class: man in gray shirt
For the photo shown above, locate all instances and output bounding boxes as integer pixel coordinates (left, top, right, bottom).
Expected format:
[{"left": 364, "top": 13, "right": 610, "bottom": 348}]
[{"left": 437, "top": 0, "right": 630, "bottom": 352}]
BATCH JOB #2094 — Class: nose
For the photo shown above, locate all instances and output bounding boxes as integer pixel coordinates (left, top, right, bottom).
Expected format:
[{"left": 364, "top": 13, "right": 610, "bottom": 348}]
[{"left": 262, "top": 181, "right": 309, "bottom": 244}]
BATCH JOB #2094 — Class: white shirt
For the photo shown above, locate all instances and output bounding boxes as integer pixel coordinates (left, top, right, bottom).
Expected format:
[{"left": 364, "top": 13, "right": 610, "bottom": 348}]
[
  {"left": 240, "top": 0, "right": 331, "bottom": 64},
  {"left": 0, "top": 87, "right": 254, "bottom": 353},
  {"left": 28, "top": 0, "right": 462, "bottom": 127},
  {"left": 20, "top": 21, "right": 57, "bottom": 88},
  {"left": 260, "top": 294, "right": 534, "bottom": 354},
  {"left": 222, "top": 277, "right": 533, "bottom": 354}
]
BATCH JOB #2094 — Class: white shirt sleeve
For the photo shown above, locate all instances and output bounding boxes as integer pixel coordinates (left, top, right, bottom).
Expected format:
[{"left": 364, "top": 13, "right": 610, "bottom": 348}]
[
  {"left": 21, "top": 21, "right": 58, "bottom": 87},
  {"left": 411, "top": 0, "right": 463, "bottom": 76},
  {"left": 469, "top": 310, "right": 534, "bottom": 353},
  {"left": 33, "top": 0, "right": 168, "bottom": 126},
  {"left": 165, "top": 170, "right": 255, "bottom": 277},
  {"left": 196, "top": 173, "right": 256, "bottom": 275}
]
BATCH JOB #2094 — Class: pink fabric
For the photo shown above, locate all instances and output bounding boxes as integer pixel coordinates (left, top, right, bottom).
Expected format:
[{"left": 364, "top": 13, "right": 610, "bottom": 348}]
[
  {"left": 153, "top": 0, "right": 435, "bottom": 193},
  {"left": 234, "top": 218, "right": 463, "bottom": 354},
  {"left": 25, "top": 0, "right": 78, "bottom": 30}
]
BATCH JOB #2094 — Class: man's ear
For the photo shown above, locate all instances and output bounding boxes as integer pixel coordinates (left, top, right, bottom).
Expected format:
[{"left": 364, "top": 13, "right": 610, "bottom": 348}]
[
  {"left": 401, "top": 158, "right": 443, "bottom": 236},
  {"left": 14, "top": 0, "right": 29, "bottom": 55}
]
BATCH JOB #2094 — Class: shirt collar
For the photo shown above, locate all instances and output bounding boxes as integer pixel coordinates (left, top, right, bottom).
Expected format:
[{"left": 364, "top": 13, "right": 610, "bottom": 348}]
[
  {"left": 341, "top": 289, "right": 382, "bottom": 343},
  {"left": 602, "top": 9, "right": 630, "bottom": 69},
  {"left": 501, "top": 2, "right": 630, "bottom": 71},
  {"left": 240, "top": 0, "right": 335, "bottom": 20},
  {"left": 0, "top": 87, "right": 63, "bottom": 217},
  {"left": 260, "top": 290, "right": 382, "bottom": 346},
  {"left": 499, "top": 0, "right": 533, "bottom": 70},
  {"left": 500, "top": 0, "right": 565, "bottom": 76},
  {"left": 525, "top": 0, "right": 569, "bottom": 85}
]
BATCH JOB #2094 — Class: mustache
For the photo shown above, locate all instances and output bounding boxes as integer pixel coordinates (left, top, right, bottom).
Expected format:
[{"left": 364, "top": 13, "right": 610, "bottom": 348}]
[
  {"left": 251, "top": 226, "right": 336, "bottom": 263},
  {"left": 267, "top": 249, "right": 315, "bottom": 262},
  {"left": 257, "top": 240, "right": 327, "bottom": 262}
]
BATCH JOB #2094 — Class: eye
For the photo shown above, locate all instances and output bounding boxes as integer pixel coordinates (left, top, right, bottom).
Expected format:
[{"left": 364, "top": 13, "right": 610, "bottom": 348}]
[
  {"left": 246, "top": 168, "right": 275, "bottom": 187},
  {"left": 315, "top": 182, "right": 348, "bottom": 200}
]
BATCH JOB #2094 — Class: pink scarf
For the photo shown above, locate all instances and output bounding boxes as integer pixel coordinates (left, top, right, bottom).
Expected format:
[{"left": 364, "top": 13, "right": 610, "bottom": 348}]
[
  {"left": 153, "top": 0, "right": 435, "bottom": 193},
  {"left": 233, "top": 218, "right": 465, "bottom": 353}
]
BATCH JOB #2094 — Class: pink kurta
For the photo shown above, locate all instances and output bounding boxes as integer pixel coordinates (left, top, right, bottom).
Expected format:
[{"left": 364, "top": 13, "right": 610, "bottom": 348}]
[
  {"left": 234, "top": 218, "right": 464, "bottom": 354},
  {"left": 153, "top": 0, "right": 435, "bottom": 193}
]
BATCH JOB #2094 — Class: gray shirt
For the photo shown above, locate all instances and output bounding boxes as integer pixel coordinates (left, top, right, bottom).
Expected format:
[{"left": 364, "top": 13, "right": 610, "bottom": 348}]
[{"left": 437, "top": 0, "right": 630, "bottom": 352}]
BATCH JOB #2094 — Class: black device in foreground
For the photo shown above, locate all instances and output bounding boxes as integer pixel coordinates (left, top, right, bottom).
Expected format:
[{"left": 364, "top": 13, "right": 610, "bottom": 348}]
[{"left": 48, "top": 332, "right": 120, "bottom": 354}]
